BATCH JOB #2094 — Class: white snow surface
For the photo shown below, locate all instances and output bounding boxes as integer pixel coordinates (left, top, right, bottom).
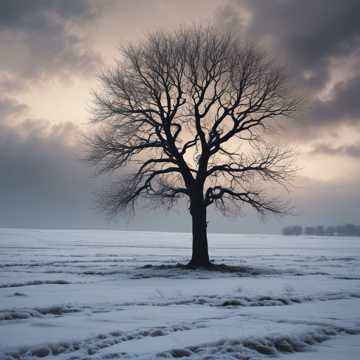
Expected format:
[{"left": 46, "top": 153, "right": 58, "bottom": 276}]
[{"left": 0, "top": 228, "right": 360, "bottom": 359}]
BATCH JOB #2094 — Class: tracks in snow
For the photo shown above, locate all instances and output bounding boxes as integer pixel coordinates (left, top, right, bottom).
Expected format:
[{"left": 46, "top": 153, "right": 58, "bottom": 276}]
[
  {"left": 2, "top": 290, "right": 360, "bottom": 322},
  {"left": 2, "top": 290, "right": 360, "bottom": 323},
  {"left": 4, "top": 315, "right": 360, "bottom": 360}
]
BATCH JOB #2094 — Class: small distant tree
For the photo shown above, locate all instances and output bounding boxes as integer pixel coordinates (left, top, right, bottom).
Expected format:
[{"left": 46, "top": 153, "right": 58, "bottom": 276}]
[
  {"left": 325, "top": 226, "right": 336, "bottom": 236},
  {"left": 87, "top": 26, "right": 299, "bottom": 267},
  {"left": 283, "top": 225, "right": 302, "bottom": 236},
  {"left": 316, "top": 225, "right": 324, "bottom": 236},
  {"left": 305, "top": 226, "right": 315, "bottom": 236}
]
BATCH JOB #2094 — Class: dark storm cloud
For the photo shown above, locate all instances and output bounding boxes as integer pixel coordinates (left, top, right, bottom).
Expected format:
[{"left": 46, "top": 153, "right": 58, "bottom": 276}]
[
  {"left": 244, "top": 0, "right": 360, "bottom": 59},
  {"left": 241, "top": 0, "right": 360, "bottom": 90},
  {"left": 220, "top": 0, "right": 360, "bottom": 139},
  {"left": 310, "top": 75, "right": 360, "bottom": 124},
  {"left": 0, "top": 0, "right": 105, "bottom": 87},
  {"left": 0, "top": 0, "right": 97, "bottom": 31}
]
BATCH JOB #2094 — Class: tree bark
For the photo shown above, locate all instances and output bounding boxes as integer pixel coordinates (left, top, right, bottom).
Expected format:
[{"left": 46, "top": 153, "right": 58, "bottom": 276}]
[{"left": 189, "top": 195, "right": 210, "bottom": 267}]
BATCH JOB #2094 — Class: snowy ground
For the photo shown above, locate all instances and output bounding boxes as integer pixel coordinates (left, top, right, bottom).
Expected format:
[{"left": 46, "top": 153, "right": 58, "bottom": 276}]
[{"left": 0, "top": 229, "right": 360, "bottom": 360}]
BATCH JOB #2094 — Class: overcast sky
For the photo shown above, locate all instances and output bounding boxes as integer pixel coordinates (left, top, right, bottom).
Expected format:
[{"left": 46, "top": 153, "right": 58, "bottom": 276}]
[{"left": 0, "top": 0, "right": 359, "bottom": 233}]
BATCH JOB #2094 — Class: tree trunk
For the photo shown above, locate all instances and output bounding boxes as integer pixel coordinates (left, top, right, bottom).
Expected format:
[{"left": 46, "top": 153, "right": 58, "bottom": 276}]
[{"left": 189, "top": 197, "right": 211, "bottom": 267}]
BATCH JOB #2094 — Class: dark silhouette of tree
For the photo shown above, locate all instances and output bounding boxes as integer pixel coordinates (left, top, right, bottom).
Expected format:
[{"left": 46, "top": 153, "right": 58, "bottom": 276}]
[
  {"left": 87, "top": 27, "right": 299, "bottom": 267},
  {"left": 282, "top": 225, "right": 302, "bottom": 236},
  {"left": 288, "top": 224, "right": 360, "bottom": 237},
  {"left": 325, "top": 226, "right": 336, "bottom": 236},
  {"left": 304, "top": 226, "right": 315, "bottom": 236}
]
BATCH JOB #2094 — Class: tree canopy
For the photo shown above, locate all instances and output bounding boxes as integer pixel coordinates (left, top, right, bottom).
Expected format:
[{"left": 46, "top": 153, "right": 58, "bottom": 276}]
[{"left": 87, "top": 26, "right": 299, "bottom": 266}]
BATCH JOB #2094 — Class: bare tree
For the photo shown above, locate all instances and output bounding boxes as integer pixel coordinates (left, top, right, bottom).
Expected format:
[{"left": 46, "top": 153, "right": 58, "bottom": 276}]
[{"left": 87, "top": 26, "right": 299, "bottom": 268}]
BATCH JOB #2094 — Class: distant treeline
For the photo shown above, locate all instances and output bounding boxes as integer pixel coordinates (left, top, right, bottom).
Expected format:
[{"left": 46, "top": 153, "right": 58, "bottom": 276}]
[{"left": 282, "top": 224, "right": 360, "bottom": 236}]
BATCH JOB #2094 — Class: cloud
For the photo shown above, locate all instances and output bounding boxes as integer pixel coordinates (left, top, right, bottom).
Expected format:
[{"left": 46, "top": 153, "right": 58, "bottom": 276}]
[
  {"left": 0, "top": 123, "right": 74, "bottom": 225},
  {"left": 284, "top": 73, "right": 360, "bottom": 140},
  {"left": 311, "top": 142, "right": 360, "bottom": 158},
  {"left": 0, "top": 97, "right": 186, "bottom": 230},
  {"left": 240, "top": 0, "right": 360, "bottom": 88},
  {"left": 0, "top": 0, "right": 105, "bottom": 89},
  {"left": 217, "top": 0, "right": 360, "bottom": 139},
  {"left": 0, "top": 0, "right": 97, "bottom": 31},
  {"left": 0, "top": 97, "right": 28, "bottom": 120},
  {"left": 309, "top": 74, "right": 360, "bottom": 124},
  {"left": 0, "top": 96, "right": 103, "bottom": 228},
  {"left": 0, "top": 113, "right": 192, "bottom": 230}
]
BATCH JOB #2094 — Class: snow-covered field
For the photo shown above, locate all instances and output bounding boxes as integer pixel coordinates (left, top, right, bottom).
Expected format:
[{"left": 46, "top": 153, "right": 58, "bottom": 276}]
[{"left": 1, "top": 229, "right": 360, "bottom": 360}]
